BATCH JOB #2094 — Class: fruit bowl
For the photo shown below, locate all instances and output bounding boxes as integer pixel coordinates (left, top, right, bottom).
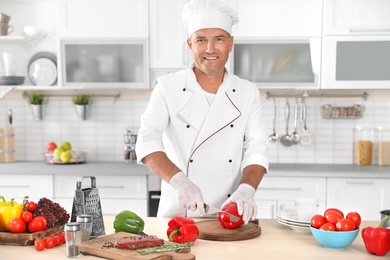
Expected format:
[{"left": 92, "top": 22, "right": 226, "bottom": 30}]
[
  {"left": 310, "top": 226, "right": 359, "bottom": 249},
  {"left": 43, "top": 151, "right": 87, "bottom": 164}
]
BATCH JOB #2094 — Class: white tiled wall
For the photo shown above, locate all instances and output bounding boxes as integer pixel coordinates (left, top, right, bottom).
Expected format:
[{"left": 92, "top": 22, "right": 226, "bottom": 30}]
[{"left": 1, "top": 94, "right": 389, "bottom": 164}]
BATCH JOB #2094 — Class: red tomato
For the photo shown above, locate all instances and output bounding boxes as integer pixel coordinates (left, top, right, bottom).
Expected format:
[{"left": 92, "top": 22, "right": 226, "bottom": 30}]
[
  {"left": 46, "top": 142, "right": 57, "bottom": 152},
  {"left": 324, "top": 210, "right": 343, "bottom": 224},
  {"left": 34, "top": 239, "right": 45, "bottom": 251},
  {"left": 324, "top": 208, "right": 344, "bottom": 218},
  {"left": 346, "top": 212, "right": 361, "bottom": 228},
  {"left": 336, "top": 218, "right": 356, "bottom": 231},
  {"left": 28, "top": 216, "right": 47, "bottom": 233},
  {"left": 53, "top": 235, "right": 63, "bottom": 246},
  {"left": 9, "top": 218, "right": 26, "bottom": 233},
  {"left": 311, "top": 214, "right": 327, "bottom": 229},
  {"left": 21, "top": 211, "right": 33, "bottom": 223},
  {"left": 319, "top": 222, "right": 336, "bottom": 231},
  {"left": 26, "top": 201, "right": 37, "bottom": 212},
  {"left": 45, "top": 237, "right": 56, "bottom": 249}
]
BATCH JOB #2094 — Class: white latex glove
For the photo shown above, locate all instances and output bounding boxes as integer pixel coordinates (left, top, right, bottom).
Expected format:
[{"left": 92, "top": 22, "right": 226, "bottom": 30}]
[
  {"left": 221, "top": 183, "right": 257, "bottom": 224},
  {"left": 169, "top": 172, "right": 205, "bottom": 215}
]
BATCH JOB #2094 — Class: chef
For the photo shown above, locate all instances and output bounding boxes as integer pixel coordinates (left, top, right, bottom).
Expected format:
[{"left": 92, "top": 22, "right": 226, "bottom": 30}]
[{"left": 136, "top": 0, "right": 269, "bottom": 224}]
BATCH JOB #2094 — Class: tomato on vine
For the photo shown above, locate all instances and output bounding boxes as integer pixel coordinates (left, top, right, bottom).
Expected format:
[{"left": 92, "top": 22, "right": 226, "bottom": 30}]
[
  {"left": 21, "top": 211, "right": 33, "bottom": 223},
  {"left": 34, "top": 239, "right": 45, "bottom": 251},
  {"left": 9, "top": 218, "right": 26, "bottom": 233},
  {"left": 26, "top": 201, "right": 37, "bottom": 212}
]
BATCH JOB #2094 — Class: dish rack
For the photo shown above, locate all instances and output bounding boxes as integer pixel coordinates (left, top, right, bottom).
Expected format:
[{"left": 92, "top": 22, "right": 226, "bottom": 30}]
[{"left": 321, "top": 104, "right": 365, "bottom": 119}]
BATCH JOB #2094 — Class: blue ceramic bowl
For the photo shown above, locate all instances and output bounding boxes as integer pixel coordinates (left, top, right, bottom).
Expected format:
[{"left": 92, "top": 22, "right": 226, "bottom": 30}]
[{"left": 310, "top": 226, "right": 359, "bottom": 249}]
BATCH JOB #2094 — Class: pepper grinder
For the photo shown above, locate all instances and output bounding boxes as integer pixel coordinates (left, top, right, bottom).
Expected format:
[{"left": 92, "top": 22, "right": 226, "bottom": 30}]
[{"left": 124, "top": 128, "right": 137, "bottom": 162}]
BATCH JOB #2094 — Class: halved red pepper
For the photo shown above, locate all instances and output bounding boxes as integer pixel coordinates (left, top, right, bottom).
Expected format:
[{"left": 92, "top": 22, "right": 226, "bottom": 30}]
[
  {"left": 362, "top": 215, "right": 390, "bottom": 256},
  {"left": 217, "top": 202, "right": 244, "bottom": 229},
  {"left": 167, "top": 216, "right": 199, "bottom": 243}
]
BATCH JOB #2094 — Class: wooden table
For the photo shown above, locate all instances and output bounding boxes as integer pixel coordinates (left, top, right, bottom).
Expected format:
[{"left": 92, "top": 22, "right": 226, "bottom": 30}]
[{"left": 0, "top": 217, "right": 382, "bottom": 259}]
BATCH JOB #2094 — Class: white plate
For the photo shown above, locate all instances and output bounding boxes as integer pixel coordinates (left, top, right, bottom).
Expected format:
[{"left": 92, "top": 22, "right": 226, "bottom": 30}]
[
  {"left": 277, "top": 219, "right": 311, "bottom": 233},
  {"left": 277, "top": 217, "right": 310, "bottom": 228},
  {"left": 28, "top": 52, "right": 57, "bottom": 86},
  {"left": 277, "top": 209, "right": 311, "bottom": 225}
]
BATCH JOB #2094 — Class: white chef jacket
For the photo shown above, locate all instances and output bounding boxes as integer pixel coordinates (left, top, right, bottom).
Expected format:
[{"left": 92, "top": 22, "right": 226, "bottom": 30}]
[{"left": 136, "top": 65, "right": 269, "bottom": 218}]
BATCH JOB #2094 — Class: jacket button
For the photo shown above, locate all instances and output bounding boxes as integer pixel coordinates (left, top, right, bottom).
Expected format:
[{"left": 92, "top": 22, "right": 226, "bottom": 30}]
[
  {"left": 190, "top": 159, "right": 193, "bottom": 163},
  {"left": 183, "top": 88, "right": 186, "bottom": 91},
  {"left": 227, "top": 194, "right": 231, "bottom": 198},
  {"left": 230, "top": 124, "right": 234, "bottom": 128},
  {"left": 232, "top": 89, "right": 236, "bottom": 92},
  {"left": 186, "top": 125, "right": 190, "bottom": 128},
  {"left": 228, "top": 159, "right": 232, "bottom": 163}
]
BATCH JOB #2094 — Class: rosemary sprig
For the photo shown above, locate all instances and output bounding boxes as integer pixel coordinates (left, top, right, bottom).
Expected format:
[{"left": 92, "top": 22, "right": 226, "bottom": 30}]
[{"left": 136, "top": 242, "right": 194, "bottom": 255}]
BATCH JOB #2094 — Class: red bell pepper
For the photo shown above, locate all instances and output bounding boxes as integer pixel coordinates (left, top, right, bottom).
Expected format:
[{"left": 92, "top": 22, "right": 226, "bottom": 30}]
[
  {"left": 362, "top": 215, "right": 390, "bottom": 256},
  {"left": 167, "top": 216, "right": 199, "bottom": 243},
  {"left": 217, "top": 202, "right": 244, "bottom": 229}
]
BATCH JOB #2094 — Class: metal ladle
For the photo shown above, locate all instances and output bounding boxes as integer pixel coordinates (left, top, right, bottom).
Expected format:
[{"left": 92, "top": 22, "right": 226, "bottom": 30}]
[
  {"left": 280, "top": 98, "right": 293, "bottom": 146},
  {"left": 291, "top": 99, "right": 301, "bottom": 144},
  {"left": 268, "top": 98, "right": 279, "bottom": 142}
]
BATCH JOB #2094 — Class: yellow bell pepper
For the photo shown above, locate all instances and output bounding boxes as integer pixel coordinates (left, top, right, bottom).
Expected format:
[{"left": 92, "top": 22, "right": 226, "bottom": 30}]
[
  {"left": 0, "top": 198, "right": 23, "bottom": 231},
  {"left": 0, "top": 196, "right": 7, "bottom": 208}
]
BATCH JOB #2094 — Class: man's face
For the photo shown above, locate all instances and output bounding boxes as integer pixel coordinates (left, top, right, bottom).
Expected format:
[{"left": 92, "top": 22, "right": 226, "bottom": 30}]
[{"left": 187, "top": 28, "right": 234, "bottom": 77}]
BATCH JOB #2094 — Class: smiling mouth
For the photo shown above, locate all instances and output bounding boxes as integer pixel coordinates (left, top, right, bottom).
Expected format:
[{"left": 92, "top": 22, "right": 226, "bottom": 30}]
[{"left": 204, "top": 56, "right": 218, "bottom": 60}]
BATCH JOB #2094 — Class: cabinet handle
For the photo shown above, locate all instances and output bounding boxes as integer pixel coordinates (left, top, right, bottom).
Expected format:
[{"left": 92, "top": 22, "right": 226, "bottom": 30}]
[
  {"left": 151, "top": 195, "right": 161, "bottom": 199},
  {"left": 98, "top": 185, "right": 124, "bottom": 189},
  {"left": 0, "top": 185, "right": 29, "bottom": 188},
  {"left": 349, "top": 28, "right": 390, "bottom": 33},
  {"left": 261, "top": 187, "right": 302, "bottom": 191},
  {"left": 345, "top": 181, "right": 372, "bottom": 185},
  {"left": 182, "top": 41, "right": 188, "bottom": 66}
]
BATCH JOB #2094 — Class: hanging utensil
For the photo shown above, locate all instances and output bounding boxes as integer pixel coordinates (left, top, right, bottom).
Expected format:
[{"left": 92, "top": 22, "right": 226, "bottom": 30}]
[
  {"left": 268, "top": 98, "right": 279, "bottom": 142},
  {"left": 291, "top": 98, "right": 301, "bottom": 144},
  {"left": 300, "top": 98, "right": 311, "bottom": 146},
  {"left": 280, "top": 98, "right": 293, "bottom": 147}
]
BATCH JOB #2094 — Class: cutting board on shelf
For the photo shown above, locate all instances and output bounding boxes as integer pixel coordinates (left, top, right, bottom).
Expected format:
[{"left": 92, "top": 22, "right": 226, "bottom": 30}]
[
  {"left": 0, "top": 225, "right": 64, "bottom": 246},
  {"left": 196, "top": 219, "right": 261, "bottom": 241},
  {"left": 80, "top": 232, "right": 195, "bottom": 260}
]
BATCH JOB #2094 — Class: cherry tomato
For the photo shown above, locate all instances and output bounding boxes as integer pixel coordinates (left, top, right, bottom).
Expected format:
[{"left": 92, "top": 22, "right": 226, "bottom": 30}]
[
  {"left": 324, "top": 208, "right": 344, "bottom": 218},
  {"left": 26, "top": 201, "right": 37, "bottom": 212},
  {"left": 45, "top": 237, "right": 56, "bottom": 249},
  {"left": 336, "top": 218, "right": 356, "bottom": 231},
  {"left": 346, "top": 212, "right": 361, "bottom": 228},
  {"left": 324, "top": 210, "right": 343, "bottom": 224},
  {"left": 54, "top": 235, "right": 63, "bottom": 246},
  {"left": 21, "top": 211, "right": 33, "bottom": 223},
  {"left": 9, "top": 218, "right": 26, "bottom": 233},
  {"left": 311, "top": 214, "right": 327, "bottom": 229},
  {"left": 46, "top": 142, "right": 57, "bottom": 152},
  {"left": 28, "top": 216, "right": 47, "bottom": 233},
  {"left": 319, "top": 222, "right": 336, "bottom": 231},
  {"left": 34, "top": 239, "right": 45, "bottom": 251}
]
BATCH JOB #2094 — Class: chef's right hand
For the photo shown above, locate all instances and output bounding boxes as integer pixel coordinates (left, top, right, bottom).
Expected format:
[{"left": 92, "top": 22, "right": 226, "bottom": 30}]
[{"left": 169, "top": 171, "right": 205, "bottom": 215}]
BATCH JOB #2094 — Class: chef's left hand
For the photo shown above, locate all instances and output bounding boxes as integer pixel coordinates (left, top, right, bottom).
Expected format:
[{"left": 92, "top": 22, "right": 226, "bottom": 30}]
[{"left": 221, "top": 183, "right": 257, "bottom": 224}]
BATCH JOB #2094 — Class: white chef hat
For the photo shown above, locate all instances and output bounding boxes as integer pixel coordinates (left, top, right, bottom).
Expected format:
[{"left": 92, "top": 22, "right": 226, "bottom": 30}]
[{"left": 182, "top": 0, "right": 239, "bottom": 37}]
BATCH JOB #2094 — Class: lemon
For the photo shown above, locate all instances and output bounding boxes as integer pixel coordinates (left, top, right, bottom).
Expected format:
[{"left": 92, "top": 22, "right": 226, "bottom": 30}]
[
  {"left": 54, "top": 147, "right": 64, "bottom": 159},
  {"left": 61, "top": 142, "right": 72, "bottom": 151},
  {"left": 60, "top": 151, "right": 72, "bottom": 163}
]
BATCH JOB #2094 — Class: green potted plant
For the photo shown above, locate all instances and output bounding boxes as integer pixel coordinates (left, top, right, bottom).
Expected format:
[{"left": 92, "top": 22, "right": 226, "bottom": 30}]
[
  {"left": 73, "top": 94, "right": 90, "bottom": 121},
  {"left": 28, "top": 93, "right": 44, "bottom": 121}
]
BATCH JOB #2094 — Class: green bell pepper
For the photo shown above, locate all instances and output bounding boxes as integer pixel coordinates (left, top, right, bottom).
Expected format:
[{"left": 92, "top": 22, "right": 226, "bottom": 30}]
[{"left": 113, "top": 210, "right": 145, "bottom": 234}]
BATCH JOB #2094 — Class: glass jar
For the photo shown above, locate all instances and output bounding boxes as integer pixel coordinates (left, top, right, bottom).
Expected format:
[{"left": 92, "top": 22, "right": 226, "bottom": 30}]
[
  {"left": 353, "top": 127, "right": 374, "bottom": 166},
  {"left": 64, "top": 222, "right": 82, "bottom": 258},
  {"left": 377, "top": 127, "right": 390, "bottom": 166},
  {"left": 76, "top": 214, "right": 92, "bottom": 242}
]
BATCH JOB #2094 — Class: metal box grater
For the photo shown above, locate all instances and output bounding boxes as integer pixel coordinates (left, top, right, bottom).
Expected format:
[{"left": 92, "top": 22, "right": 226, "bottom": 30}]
[{"left": 71, "top": 176, "right": 105, "bottom": 238}]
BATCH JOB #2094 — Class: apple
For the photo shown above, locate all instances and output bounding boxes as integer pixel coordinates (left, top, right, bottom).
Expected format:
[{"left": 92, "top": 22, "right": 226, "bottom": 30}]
[
  {"left": 61, "top": 142, "right": 72, "bottom": 151},
  {"left": 46, "top": 142, "right": 57, "bottom": 152},
  {"left": 60, "top": 151, "right": 72, "bottom": 163},
  {"left": 53, "top": 147, "right": 64, "bottom": 159}
]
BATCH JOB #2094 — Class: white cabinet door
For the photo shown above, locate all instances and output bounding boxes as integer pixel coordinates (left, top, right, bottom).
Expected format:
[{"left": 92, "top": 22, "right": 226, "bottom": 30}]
[
  {"left": 256, "top": 200, "right": 277, "bottom": 219},
  {"left": 323, "top": 0, "right": 390, "bottom": 36},
  {"left": 327, "top": 178, "right": 390, "bottom": 220},
  {"left": 57, "top": 0, "right": 148, "bottom": 38},
  {"left": 149, "top": 0, "right": 189, "bottom": 69},
  {"left": 228, "top": 0, "right": 322, "bottom": 38}
]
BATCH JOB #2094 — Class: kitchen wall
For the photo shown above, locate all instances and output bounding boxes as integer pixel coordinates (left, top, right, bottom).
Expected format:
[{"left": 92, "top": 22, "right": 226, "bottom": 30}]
[{"left": 1, "top": 90, "right": 389, "bottom": 165}]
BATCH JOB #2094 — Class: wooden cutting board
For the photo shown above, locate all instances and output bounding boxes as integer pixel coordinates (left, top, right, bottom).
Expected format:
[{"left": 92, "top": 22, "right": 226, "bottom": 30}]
[
  {"left": 0, "top": 225, "right": 64, "bottom": 246},
  {"left": 196, "top": 219, "right": 261, "bottom": 241},
  {"left": 80, "top": 232, "right": 195, "bottom": 260}
]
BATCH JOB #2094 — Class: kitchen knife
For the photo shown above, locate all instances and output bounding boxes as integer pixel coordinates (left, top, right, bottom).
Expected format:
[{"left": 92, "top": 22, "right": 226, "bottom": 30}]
[{"left": 204, "top": 203, "right": 240, "bottom": 222}]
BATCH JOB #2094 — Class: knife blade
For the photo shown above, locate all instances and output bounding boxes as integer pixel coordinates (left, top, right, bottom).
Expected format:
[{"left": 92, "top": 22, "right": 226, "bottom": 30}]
[{"left": 204, "top": 203, "right": 240, "bottom": 222}]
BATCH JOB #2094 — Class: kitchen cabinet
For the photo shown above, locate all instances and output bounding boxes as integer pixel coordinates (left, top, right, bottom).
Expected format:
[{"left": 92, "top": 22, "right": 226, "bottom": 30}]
[
  {"left": 254, "top": 176, "right": 326, "bottom": 219},
  {"left": 228, "top": 0, "right": 322, "bottom": 38},
  {"left": 323, "top": 0, "right": 390, "bottom": 36},
  {"left": 327, "top": 177, "right": 390, "bottom": 221},
  {"left": 57, "top": 0, "right": 149, "bottom": 38},
  {"left": 54, "top": 175, "right": 148, "bottom": 218}
]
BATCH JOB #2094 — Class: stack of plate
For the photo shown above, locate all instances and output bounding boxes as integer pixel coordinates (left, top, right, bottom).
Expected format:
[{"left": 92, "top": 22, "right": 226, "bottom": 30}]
[
  {"left": 0, "top": 76, "right": 25, "bottom": 85},
  {"left": 277, "top": 209, "right": 311, "bottom": 233}
]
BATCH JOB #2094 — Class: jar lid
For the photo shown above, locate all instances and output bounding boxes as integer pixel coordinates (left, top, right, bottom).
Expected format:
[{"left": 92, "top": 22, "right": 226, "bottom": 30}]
[
  {"left": 65, "top": 222, "right": 81, "bottom": 231},
  {"left": 76, "top": 214, "right": 92, "bottom": 223}
]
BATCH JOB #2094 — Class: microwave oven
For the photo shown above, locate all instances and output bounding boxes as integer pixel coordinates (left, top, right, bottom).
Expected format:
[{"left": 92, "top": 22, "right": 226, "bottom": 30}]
[
  {"left": 322, "top": 35, "right": 390, "bottom": 89},
  {"left": 231, "top": 38, "right": 321, "bottom": 90}
]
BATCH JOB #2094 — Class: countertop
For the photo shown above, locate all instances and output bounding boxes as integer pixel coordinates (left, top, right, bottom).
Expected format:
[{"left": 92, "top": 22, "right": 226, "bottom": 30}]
[
  {"left": 1, "top": 161, "right": 389, "bottom": 178},
  {"left": 0, "top": 217, "right": 381, "bottom": 260}
]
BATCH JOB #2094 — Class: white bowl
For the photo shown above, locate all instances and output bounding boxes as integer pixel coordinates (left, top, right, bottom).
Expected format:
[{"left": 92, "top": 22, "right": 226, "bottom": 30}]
[{"left": 23, "top": 26, "right": 45, "bottom": 36}]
